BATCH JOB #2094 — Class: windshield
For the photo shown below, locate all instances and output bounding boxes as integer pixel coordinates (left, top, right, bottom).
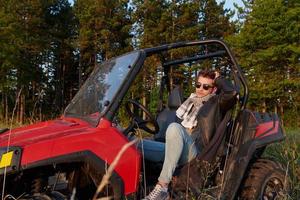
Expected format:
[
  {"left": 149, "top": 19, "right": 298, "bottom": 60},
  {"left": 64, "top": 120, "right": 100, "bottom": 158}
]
[{"left": 64, "top": 51, "right": 141, "bottom": 126}]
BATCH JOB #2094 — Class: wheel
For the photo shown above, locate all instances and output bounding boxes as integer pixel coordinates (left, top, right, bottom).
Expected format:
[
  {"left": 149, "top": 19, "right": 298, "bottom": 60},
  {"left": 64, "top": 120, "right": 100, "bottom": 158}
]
[
  {"left": 239, "top": 159, "right": 289, "bottom": 200},
  {"left": 124, "top": 99, "right": 159, "bottom": 135}
]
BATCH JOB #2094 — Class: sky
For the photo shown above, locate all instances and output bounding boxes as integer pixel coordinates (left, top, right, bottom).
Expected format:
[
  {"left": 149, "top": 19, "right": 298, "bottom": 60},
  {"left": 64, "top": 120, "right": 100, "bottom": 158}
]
[
  {"left": 221, "top": 0, "right": 244, "bottom": 9},
  {"left": 68, "top": 0, "right": 244, "bottom": 9},
  {"left": 68, "top": 0, "right": 244, "bottom": 20},
  {"left": 218, "top": 0, "right": 244, "bottom": 20}
]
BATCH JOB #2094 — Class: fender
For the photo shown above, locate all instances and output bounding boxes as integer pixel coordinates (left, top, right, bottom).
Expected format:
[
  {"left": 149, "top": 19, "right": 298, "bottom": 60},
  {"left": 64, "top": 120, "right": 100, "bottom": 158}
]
[
  {"left": 221, "top": 110, "right": 285, "bottom": 199},
  {"left": 0, "top": 118, "right": 141, "bottom": 195}
]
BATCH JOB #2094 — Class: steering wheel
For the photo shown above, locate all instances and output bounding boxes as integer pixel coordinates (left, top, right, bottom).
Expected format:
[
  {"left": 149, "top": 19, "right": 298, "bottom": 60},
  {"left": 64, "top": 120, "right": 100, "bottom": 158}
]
[{"left": 124, "top": 99, "right": 159, "bottom": 135}]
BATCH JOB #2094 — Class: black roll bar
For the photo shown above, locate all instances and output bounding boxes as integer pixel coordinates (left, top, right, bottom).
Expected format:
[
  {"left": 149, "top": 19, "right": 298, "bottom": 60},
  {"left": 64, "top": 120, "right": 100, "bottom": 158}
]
[
  {"left": 143, "top": 39, "right": 248, "bottom": 109},
  {"left": 162, "top": 50, "right": 226, "bottom": 67}
]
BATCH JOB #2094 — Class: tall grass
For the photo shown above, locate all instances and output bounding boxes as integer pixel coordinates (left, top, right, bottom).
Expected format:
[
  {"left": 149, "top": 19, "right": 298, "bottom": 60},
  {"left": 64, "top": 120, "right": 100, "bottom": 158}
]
[
  {"left": 0, "top": 122, "right": 19, "bottom": 129},
  {"left": 263, "top": 128, "right": 300, "bottom": 199},
  {"left": 0, "top": 121, "right": 299, "bottom": 199}
]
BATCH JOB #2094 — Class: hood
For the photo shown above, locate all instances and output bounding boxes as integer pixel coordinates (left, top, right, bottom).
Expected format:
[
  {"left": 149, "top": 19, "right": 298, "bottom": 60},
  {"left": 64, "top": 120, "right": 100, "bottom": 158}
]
[{"left": 0, "top": 118, "right": 91, "bottom": 147}]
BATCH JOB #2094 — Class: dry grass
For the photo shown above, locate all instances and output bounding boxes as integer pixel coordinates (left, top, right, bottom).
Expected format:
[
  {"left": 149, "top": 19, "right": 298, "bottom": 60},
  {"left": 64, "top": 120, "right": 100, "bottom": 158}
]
[
  {"left": 264, "top": 128, "right": 300, "bottom": 199},
  {"left": 0, "top": 119, "right": 298, "bottom": 199}
]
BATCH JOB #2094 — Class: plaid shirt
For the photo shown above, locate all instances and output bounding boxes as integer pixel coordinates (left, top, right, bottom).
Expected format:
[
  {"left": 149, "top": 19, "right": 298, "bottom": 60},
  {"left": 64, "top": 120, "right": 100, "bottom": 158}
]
[{"left": 176, "top": 93, "right": 215, "bottom": 130}]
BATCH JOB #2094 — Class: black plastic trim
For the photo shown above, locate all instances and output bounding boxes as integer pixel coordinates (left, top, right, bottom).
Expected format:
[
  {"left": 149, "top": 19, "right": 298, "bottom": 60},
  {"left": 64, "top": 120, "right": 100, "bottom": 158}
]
[
  {"left": 104, "top": 51, "right": 146, "bottom": 121},
  {"left": 220, "top": 110, "right": 285, "bottom": 199},
  {"left": 22, "top": 151, "right": 124, "bottom": 199},
  {"left": 0, "top": 146, "right": 22, "bottom": 175},
  {"left": 162, "top": 50, "right": 226, "bottom": 67}
]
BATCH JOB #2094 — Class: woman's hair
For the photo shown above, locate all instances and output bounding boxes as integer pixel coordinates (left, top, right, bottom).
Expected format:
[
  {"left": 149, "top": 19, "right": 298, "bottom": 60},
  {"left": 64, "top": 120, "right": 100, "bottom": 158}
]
[{"left": 197, "top": 69, "right": 216, "bottom": 80}]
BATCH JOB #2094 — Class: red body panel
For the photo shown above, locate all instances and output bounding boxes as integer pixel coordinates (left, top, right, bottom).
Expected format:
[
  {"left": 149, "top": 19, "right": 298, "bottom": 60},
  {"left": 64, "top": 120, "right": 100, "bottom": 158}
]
[
  {"left": 0, "top": 118, "right": 141, "bottom": 195},
  {"left": 255, "top": 121, "right": 279, "bottom": 138}
]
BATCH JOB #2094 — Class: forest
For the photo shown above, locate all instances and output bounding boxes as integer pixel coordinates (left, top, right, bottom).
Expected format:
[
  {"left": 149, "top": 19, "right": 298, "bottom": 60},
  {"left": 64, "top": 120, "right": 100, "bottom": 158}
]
[
  {"left": 0, "top": 0, "right": 299, "bottom": 198},
  {"left": 0, "top": 0, "right": 299, "bottom": 128}
]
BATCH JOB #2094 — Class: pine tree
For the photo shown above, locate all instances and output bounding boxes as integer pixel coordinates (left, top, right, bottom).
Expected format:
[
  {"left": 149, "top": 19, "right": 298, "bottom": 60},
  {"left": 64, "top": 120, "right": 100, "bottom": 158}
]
[
  {"left": 0, "top": 0, "right": 78, "bottom": 123},
  {"left": 0, "top": 0, "right": 52, "bottom": 123},
  {"left": 229, "top": 0, "right": 300, "bottom": 126},
  {"left": 45, "top": 0, "right": 78, "bottom": 113},
  {"left": 74, "top": 0, "right": 132, "bottom": 74},
  {"left": 130, "top": 0, "right": 236, "bottom": 112},
  {"left": 199, "top": 0, "right": 235, "bottom": 40}
]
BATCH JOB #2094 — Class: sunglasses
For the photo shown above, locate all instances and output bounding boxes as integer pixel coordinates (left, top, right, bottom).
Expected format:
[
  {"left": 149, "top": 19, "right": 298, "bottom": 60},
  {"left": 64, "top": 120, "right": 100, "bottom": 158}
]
[{"left": 195, "top": 82, "right": 213, "bottom": 90}]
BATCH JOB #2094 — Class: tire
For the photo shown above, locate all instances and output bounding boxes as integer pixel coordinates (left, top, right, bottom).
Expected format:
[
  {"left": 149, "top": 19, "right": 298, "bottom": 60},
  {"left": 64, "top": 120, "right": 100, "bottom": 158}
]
[{"left": 239, "top": 159, "right": 289, "bottom": 200}]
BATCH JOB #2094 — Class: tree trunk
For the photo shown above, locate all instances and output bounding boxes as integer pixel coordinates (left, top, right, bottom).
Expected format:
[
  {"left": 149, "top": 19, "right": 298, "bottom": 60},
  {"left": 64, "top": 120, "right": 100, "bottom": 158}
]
[
  {"left": 280, "top": 104, "right": 284, "bottom": 115},
  {"left": 62, "top": 61, "right": 65, "bottom": 112},
  {"left": 17, "top": 93, "right": 25, "bottom": 125},
  {"left": 16, "top": 92, "right": 20, "bottom": 124},
  {"left": 142, "top": 76, "right": 147, "bottom": 120},
  {"left": 170, "top": 66, "right": 173, "bottom": 90},
  {"left": 54, "top": 62, "right": 62, "bottom": 111},
  {"left": 39, "top": 105, "right": 42, "bottom": 121},
  {"left": 5, "top": 94, "right": 8, "bottom": 124},
  {"left": 142, "top": 94, "right": 147, "bottom": 120},
  {"left": 1, "top": 93, "right": 3, "bottom": 121},
  {"left": 79, "top": 62, "right": 82, "bottom": 87},
  {"left": 279, "top": 104, "right": 284, "bottom": 126},
  {"left": 262, "top": 100, "right": 266, "bottom": 113},
  {"left": 19, "top": 93, "right": 25, "bottom": 124}
]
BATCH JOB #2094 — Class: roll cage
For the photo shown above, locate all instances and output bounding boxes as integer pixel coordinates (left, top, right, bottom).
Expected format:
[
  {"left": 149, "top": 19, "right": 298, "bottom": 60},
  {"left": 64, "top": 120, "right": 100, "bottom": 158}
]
[{"left": 103, "top": 39, "right": 248, "bottom": 123}]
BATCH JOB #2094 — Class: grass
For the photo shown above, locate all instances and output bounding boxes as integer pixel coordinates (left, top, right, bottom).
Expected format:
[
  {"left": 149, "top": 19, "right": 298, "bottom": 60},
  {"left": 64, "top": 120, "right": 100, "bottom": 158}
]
[
  {"left": 0, "top": 122, "right": 22, "bottom": 129},
  {"left": 1, "top": 120, "right": 299, "bottom": 199},
  {"left": 263, "top": 127, "right": 300, "bottom": 199}
]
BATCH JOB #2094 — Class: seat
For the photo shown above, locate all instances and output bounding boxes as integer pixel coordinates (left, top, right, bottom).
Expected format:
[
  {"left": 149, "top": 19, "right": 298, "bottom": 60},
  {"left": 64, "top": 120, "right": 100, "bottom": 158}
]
[{"left": 154, "top": 86, "right": 184, "bottom": 142}]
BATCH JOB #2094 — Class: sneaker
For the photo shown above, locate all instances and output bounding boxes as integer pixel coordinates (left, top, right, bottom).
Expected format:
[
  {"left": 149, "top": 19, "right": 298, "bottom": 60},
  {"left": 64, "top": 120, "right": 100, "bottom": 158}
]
[{"left": 143, "top": 184, "right": 169, "bottom": 200}]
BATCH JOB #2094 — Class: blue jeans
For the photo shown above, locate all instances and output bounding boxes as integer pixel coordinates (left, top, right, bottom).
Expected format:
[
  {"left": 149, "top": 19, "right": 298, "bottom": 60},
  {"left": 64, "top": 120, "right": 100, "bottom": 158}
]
[{"left": 138, "top": 122, "right": 198, "bottom": 184}]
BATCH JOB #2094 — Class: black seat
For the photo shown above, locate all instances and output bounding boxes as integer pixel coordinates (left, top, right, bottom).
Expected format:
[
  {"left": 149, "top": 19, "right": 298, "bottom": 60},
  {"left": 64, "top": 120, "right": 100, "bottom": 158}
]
[{"left": 154, "top": 86, "right": 184, "bottom": 142}]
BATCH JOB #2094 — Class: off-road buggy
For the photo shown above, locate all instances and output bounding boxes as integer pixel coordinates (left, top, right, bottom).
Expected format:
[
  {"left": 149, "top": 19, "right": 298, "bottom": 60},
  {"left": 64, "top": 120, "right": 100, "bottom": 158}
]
[{"left": 0, "top": 40, "right": 289, "bottom": 200}]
